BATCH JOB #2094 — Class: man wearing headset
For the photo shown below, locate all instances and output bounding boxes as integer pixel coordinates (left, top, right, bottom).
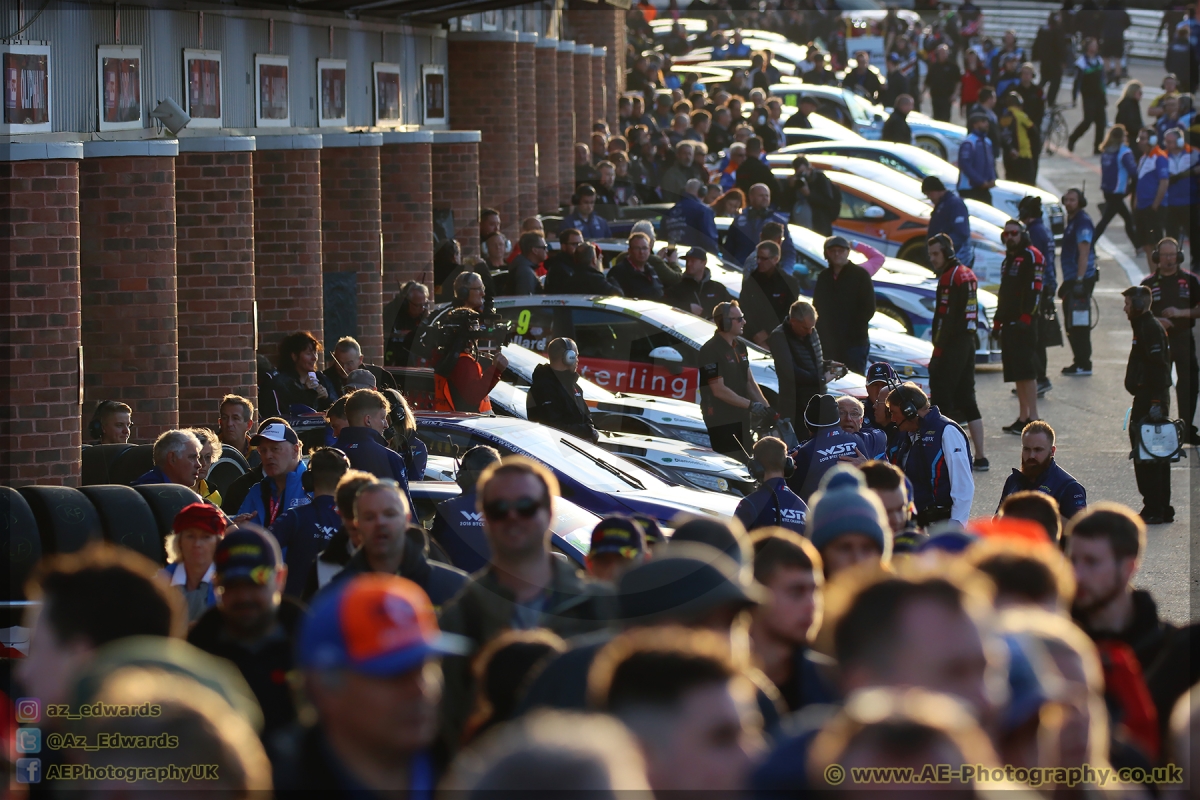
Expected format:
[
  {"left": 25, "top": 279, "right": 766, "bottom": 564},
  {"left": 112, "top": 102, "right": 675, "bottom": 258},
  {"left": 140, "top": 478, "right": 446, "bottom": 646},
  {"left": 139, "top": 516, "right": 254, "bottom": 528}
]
[
  {"left": 1122, "top": 285, "right": 1174, "bottom": 524},
  {"left": 995, "top": 219, "right": 1045, "bottom": 435},
  {"left": 430, "top": 445, "right": 503, "bottom": 574},
  {"left": 787, "top": 394, "right": 867, "bottom": 502},
  {"left": 528, "top": 338, "right": 600, "bottom": 443},
  {"left": 700, "top": 301, "right": 773, "bottom": 461},
  {"left": 383, "top": 281, "right": 430, "bottom": 368},
  {"left": 561, "top": 184, "right": 612, "bottom": 240},
  {"left": 1020, "top": 196, "right": 1058, "bottom": 397},
  {"left": 90, "top": 400, "right": 132, "bottom": 444},
  {"left": 735, "top": 436, "right": 807, "bottom": 534},
  {"left": 1142, "top": 238, "right": 1200, "bottom": 445},
  {"left": 885, "top": 383, "right": 975, "bottom": 526},
  {"left": 1058, "top": 188, "right": 1098, "bottom": 377},
  {"left": 1134, "top": 127, "right": 1170, "bottom": 272},
  {"left": 333, "top": 390, "right": 414, "bottom": 507},
  {"left": 927, "top": 233, "right": 989, "bottom": 472}
]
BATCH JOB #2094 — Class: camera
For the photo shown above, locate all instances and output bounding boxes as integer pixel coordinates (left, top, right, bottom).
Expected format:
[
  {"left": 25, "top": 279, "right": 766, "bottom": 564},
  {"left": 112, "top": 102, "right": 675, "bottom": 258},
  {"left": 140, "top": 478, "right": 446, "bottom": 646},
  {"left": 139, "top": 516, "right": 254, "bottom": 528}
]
[{"left": 431, "top": 301, "right": 514, "bottom": 365}]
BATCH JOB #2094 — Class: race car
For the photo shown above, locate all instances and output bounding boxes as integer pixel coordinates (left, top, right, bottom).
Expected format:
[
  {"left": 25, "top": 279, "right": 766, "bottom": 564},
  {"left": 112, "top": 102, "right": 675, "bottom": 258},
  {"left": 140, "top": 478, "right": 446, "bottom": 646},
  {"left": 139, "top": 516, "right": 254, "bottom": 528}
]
[
  {"left": 769, "top": 83, "right": 966, "bottom": 161},
  {"left": 767, "top": 141, "right": 1065, "bottom": 238},
  {"left": 413, "top": 412, "right": 740, "bottom": 526}
]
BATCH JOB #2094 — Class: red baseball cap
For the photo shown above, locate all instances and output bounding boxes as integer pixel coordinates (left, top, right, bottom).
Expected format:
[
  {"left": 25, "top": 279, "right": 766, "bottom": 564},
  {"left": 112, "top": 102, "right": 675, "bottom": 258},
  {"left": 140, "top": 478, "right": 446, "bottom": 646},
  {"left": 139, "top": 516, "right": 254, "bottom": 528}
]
[{"left": 172, "top": 502, "right": 227, "bottom": 537}]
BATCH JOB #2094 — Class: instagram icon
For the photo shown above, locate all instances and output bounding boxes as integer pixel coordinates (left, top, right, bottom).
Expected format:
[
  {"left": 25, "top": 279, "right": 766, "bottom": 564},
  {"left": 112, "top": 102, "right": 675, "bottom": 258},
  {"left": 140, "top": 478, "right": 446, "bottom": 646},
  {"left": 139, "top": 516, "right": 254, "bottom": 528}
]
[{"left": 15, "top": 698, "right": 40, "bottom": 723}]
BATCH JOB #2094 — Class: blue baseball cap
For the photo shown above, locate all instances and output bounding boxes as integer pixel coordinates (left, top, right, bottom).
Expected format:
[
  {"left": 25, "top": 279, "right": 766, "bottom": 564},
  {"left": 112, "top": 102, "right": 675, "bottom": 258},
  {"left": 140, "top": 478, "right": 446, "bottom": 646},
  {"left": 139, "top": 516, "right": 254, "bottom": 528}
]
[
  {"left": 865, "top": 362, "right": 898, "bottom": 385},
  {"left": 297, "top": 574, "right": 469, "bottom": 677},
  {"left": 213, "top": 525, "right": 281, "bottom": 585}
]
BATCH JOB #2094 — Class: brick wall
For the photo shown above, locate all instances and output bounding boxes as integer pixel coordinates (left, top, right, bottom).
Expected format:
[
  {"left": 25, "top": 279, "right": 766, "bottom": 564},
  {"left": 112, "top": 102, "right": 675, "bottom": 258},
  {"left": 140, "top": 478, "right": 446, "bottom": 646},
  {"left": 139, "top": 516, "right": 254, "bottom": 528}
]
[
  {"left": 0, "top": 156, "right": 81, "bottom": 486},
  {"left": 321, "top": 141, "right": 383, "bottom": 364},
  {"left": 573, "top": 48, "right": 594, "bottom": 147},
  {"left": 381, "top": 134, "right": 434, "bottom": 307},
  {"left": 535, "top": 40, "right": 561, "bottom": 214},
  {"left": 175, "top": 146, "right": 256, "bottom": 428},
  {"left": 448, "top": 33, "right": 519, "bottom": 240},
  {"left": 567, "top": 7, "right": 625, "bottom": 131},
  {"left": 253, "top": 144, "right": 323, "bottom": 357},
  {"left": 80, "top": 153, "right": 178, "bottom": 443},
  {"left": 515, "top": 35, "right": 539, "bottom": 224},
  {"left": 592, "top": 51, "right": 606, "bottom": 136},
  {"left": 431, "top": 135, "right": 481, "bottom": 262},
  {"left": 557, "top": 43, "right": 576, "bottom": 207}
]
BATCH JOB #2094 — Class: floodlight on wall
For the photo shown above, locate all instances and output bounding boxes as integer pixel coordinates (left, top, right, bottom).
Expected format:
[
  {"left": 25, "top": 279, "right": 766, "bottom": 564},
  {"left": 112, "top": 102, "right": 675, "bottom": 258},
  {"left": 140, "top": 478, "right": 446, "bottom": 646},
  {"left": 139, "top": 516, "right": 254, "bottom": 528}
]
[{"left": 150, "top": 98, "right": 191, "bottom": 135}]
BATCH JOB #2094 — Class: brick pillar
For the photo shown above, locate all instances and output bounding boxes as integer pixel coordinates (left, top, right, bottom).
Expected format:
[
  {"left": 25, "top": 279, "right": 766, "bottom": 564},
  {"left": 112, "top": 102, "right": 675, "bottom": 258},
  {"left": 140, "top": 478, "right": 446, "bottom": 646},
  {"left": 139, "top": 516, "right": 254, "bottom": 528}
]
[
  {"left": 175, "top": 138, "right": 257, "bottom": 429},
  {"left": 431, "top": 131, "right": 482, "bottom": 262},
  {"left": 592, "top": 47, "right": 607, "bottom": 136},
  {"left": 567, "top": 6, "right": 626, "bottom": 131},
  {"left": 253, "top": 135, "right": 323, "bottom": 356},
  {"left": 535, "top": 37, "right": 561, "bottom": 214},
  {"left": 381, "top": 131, "right": 434, "bottom": 307},
  {"left": 321, "top": 134, "right": 384, "bottom": 364},
  {"left": 448, "top": 31, "right": 519, "bottom": 241},
  {"left": 557, "top": 40, "right": 577, "bottom": 207},
  {"left": 573, "top": 45, "right": 594, "bottom": 147},
  {"left": 80, "top": 142, "right": 179, "bottom": 443},
  {"left": 0, "top": 144, "right": 83, "bottom": 486},
  {"left": 515, "top": 33, "right": 539, "bottom": 225}
]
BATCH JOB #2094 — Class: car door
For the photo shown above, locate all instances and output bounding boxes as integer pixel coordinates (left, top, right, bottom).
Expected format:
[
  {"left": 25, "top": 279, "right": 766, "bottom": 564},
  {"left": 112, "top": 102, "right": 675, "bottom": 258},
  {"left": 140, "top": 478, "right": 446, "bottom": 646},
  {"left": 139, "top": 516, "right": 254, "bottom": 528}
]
[{"left": 567, "top": 308, "right": 700, "bottom": 401}]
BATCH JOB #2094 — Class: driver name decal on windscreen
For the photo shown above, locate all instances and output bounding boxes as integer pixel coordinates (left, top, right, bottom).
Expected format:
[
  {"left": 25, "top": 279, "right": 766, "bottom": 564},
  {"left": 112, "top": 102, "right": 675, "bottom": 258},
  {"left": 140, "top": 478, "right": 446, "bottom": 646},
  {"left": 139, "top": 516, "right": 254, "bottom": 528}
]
[{"left": 577, "top": 357, "right": 698, "bottom": 400}]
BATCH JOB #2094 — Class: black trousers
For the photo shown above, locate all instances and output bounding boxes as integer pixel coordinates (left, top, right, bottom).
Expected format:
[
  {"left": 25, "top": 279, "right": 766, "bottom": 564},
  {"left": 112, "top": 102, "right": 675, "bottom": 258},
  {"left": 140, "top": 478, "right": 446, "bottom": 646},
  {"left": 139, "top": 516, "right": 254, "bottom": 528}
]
[
  {"left": 1063, "top": 278, "right": 1096, "bottom": 370},
  {"left": 931, "top": 96, "right": 953, "bottom": 122},
  {"left": 929, "top": 337, "right": 981, "bottom": 422},
  {"left": 1164, "top": 205, "right": 1198, "bottom": 267},
  {"left": 1069, "top": 95, "right": 1107, "bottom": 153},
  {"left": 707, "top": 418, "right": 752, "bottom": 463},
  {"left": 960, "top": 187, "right": 993, "bottom": 205},
  {"left": 1041, "top": 71, "right": 1062, "bottom": 106},
  {"left": 1169, "top": 331, "right": 1199, "bottom": 434},
  {"left": 1094, "top": 192, "right": 1137, "bottom": 246},
  {"left": 1130, "top": 395, "right": 1172, "bottom": 514}
]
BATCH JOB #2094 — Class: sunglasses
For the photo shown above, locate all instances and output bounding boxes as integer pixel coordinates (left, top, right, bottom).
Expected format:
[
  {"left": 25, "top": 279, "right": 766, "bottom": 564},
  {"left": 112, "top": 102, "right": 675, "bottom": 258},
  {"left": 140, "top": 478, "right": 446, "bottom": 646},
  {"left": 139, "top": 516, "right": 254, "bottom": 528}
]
[{"left": 482, "top": 497, "right": 545, "bottom": 521}]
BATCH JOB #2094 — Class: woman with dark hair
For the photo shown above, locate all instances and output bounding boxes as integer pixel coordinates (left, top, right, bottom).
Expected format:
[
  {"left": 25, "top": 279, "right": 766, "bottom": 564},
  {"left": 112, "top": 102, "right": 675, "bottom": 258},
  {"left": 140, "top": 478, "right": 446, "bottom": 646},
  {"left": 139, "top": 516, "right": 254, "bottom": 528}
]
[
  {"left": 273, "top": 331, "right": 338, "bottom": 412},
  {"left": 710, "top": 187, "right": 747, "bottom": 217}
]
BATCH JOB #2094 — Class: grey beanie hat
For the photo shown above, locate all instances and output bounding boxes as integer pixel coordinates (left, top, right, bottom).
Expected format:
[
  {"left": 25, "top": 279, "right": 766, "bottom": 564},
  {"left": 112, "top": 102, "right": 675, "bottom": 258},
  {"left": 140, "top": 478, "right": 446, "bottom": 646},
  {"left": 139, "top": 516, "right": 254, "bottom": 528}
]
[{"left": 806, "top": 465, "right": 891, "bottom": 560}]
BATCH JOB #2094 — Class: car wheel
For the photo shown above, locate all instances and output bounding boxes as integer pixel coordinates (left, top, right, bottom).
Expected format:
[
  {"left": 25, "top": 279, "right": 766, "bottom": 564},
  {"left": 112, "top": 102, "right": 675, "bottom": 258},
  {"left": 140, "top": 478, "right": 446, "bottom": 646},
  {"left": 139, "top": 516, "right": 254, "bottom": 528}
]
[
  {"left": 78, "top": 485, "right": 164, "bottom": 564},
  {"left": 915, "top": 136, "right": 947, "bottom": 159},
  {"left": 877, "top": 303, "right": 914, "bottom": 335},
  {"left": 897, "top": 239, "right": 930, "bottom": 266},
  {"left": 17, "top": 486, "right": 104, "bottom": 555}
]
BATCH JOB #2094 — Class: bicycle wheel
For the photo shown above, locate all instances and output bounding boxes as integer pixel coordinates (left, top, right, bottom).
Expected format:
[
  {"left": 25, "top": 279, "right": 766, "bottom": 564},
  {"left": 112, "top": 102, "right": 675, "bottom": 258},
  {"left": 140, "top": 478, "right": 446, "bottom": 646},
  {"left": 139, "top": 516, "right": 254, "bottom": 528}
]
[{"left": 1046, "top": 111, "right": 1069, "bottom": 155}]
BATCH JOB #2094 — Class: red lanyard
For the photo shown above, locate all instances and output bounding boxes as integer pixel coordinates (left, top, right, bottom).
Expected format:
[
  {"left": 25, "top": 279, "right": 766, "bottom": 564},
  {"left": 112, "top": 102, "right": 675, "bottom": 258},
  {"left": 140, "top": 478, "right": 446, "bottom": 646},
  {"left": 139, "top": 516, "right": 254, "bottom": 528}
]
[{"left": 266, "top": 493, "right": 282, "bottom": 527}]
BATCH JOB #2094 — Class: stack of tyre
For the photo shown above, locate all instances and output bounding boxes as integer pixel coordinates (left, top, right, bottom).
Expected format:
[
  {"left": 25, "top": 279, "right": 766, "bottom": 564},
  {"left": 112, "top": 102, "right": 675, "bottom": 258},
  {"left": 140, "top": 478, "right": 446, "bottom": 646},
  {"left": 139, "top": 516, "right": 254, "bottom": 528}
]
[{"left": 2, "top": 442, "right": 208, "bottom": 622}]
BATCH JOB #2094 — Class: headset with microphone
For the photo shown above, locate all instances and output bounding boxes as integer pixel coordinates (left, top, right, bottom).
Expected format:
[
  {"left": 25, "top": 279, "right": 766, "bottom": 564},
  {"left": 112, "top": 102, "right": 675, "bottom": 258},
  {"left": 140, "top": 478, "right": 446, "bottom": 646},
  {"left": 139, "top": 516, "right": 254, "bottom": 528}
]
[
  {"left": 1005, "top": 219, "right": 1032, "bottom": 248},
  {"left": 88, "top": 400, "right": 127, "bottom": 441},
  {"left": 747, "top": 450, "right": 796, "bottom": 482},
  {"left": 300, "top": 447, "right": 351, "bottom": 494},
  {"left": 886, "top": 384, "right": 924, "bottom": 421},
  {"left": 1151, "top": 237, "right": 1179, "bottom": 265}
]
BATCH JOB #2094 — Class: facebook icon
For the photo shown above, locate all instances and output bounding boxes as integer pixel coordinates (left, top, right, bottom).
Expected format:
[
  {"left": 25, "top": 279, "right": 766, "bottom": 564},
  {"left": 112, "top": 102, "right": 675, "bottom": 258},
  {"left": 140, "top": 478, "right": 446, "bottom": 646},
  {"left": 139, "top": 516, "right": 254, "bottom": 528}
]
[{"left": 16, "top": 758, "right": 41, "bottom": 783}]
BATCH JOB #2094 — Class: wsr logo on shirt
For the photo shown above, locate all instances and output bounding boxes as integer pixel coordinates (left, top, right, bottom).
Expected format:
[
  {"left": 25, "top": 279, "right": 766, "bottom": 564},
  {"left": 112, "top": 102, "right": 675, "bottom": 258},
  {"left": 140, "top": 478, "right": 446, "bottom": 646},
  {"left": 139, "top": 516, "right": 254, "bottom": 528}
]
[
  {"left": 459, "top": 511, "right": 484, "bottom": 526},
  {"left": 817, "top": 442, "right": 859, "bottom": 457}
]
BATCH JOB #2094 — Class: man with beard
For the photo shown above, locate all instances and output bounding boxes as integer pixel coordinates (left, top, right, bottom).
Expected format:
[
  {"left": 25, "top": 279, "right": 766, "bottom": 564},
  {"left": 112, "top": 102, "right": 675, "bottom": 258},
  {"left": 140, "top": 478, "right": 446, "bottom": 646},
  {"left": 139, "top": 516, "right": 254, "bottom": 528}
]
[
  {"left": 527, "top": 338, "right": 600, "bottom": 443},
  {"left": 189, "top": 525, "right": 303, "bottom": 740},
  {"left": 997, "top": 420, "right": 1087, "bottom": 519},
  {"left": 1142, "top": 238, "right": 1200, "bottom": 445},
  {"left": 995, "top": 220, "right": 1044, "bottom": 434},
  {"left": 1067, "top": 504, "right": 1188, "bottom": 733}
]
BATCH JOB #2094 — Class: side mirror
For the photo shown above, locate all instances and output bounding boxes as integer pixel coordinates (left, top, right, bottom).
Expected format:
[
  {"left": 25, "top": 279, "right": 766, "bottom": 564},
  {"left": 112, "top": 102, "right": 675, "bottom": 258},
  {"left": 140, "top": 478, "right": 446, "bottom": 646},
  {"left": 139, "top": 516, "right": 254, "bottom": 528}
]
[
  {"left": 864, "top": 206, "right": 886, "bottom": 220},
  {"left": 649, "top": 346, "right": 684, "bottom": 375}
]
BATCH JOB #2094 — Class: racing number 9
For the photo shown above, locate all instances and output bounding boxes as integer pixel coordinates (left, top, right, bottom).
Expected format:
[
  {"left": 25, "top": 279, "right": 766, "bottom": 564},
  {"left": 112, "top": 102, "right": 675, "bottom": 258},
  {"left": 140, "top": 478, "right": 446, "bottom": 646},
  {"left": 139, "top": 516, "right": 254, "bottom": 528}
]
[{"left": 516, "top": 309, "right": 531, "bottom": 336}]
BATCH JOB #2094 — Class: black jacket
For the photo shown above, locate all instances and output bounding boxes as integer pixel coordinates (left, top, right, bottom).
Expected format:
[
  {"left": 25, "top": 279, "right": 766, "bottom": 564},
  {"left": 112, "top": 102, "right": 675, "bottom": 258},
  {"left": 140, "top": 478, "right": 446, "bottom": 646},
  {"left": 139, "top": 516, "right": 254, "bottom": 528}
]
[
  {"left": 188, "top": 598, "right": 306, "bottom": 739},
  {"left": 813, "top": 263, "right": 876, "bottom": 358},
  {"left": 562, "top": 266, "right": 625, "bottom": 297},
  {"left": 1125, "top": 311, "right": 1172, "bottom": 402},
  {"left": 221, "top": 465, "right": 263, "bottom": 515},
  {"left": 768, "top": 322, "right": 827, "bottom": 424},
  {"left": 734, "top": 155, "right": 781, "bottom": 199},
  {"left": 608, "top": 258, "right": 664, "bottom": 300},
  {"left": 328, "top": 528, "right": 469, "bottom": 608},
  {"left": 611, "top": 252, "right": 683, "bottom": 290},
  {"left": 740, "top": 268, "right": 800, "bottom": 343},
  {"left": 663, "top": 268, "right": 733, "bottom": 318},
  {"left": 501, "top": 255, "right": 543, "bottom": 296},
  {"left": 527, "top": 364, "right": 599, "bottom": 442},
  {"left": 543, "top": 252, "right": 576, "bottom": 294},
  {"left": 273, "top": 367, "right": 338, "bottom": 413},
  {"left": 1115, "top": 97, "right": 1143, "bottom": 144},
  {"left": 881, "top": 111, "right": 913, "bottom": 145},
  {"left": 777, "top": 171, "right": 841, "bottom": 236},
  {"left": 322, "top": 363, "right": 396, "bottom": 395}
]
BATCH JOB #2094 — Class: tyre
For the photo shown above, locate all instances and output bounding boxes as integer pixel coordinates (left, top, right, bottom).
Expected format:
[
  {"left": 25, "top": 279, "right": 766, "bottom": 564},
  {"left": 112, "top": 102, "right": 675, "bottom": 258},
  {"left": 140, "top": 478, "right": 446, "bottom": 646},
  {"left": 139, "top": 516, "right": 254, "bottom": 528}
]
[
  {"left": 877, "top": 303, "right": 915, "bottom": 335},
  {"left": 1, "top": 487, "right": 43, "bottom": 606},
  {"left": 78, "top": 485, "right": 164, "bottom": 564},
  {"left": 110, "top": 444, "right": 155, "bottom": 486},
  {"left": 133, "top": 485, "right": 205, "bottom": 542},
  {"left": 206, "top": 460, "right": 248, "bottom": 498},
  {"left": 915, "top": 136, "right": 947, "bottom": 160},
  {"left": 81, "top": 444, "right": 133, "bottom": 486},
  {"left": 897, "top": 239, "right": 929, "bottom": 266},
  {"left": 17, "top": 486, "right": 104, "bottom": 555}
]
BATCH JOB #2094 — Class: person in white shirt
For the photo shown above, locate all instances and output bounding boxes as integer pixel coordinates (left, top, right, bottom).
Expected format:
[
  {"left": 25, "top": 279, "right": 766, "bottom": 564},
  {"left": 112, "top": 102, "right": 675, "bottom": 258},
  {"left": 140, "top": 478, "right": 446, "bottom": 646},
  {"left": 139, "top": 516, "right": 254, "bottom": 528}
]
[{"left": 885, "top": 383, "right": 975, "bottom": 526}]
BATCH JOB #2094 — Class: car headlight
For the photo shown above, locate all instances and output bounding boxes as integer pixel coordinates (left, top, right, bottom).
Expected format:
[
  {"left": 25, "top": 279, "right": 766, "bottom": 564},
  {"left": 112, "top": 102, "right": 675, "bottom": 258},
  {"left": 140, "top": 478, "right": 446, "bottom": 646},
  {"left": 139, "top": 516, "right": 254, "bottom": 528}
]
[
  {"left": 660, "top": 426, "right": 711, "bottom": 447},
  {"left": 891, "top": 362, "right": 929, "bottom": 379},
  {"left": 681, "top": 471, "right": 729, "bottom": 492}
]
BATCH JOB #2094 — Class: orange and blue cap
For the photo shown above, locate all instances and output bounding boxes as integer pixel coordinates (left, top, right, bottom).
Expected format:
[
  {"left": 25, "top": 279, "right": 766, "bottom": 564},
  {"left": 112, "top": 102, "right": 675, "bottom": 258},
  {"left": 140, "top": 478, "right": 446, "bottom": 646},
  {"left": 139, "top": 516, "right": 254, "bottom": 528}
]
[{"left": 298, "top": 574, "right": 469, "bottom": 677}]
